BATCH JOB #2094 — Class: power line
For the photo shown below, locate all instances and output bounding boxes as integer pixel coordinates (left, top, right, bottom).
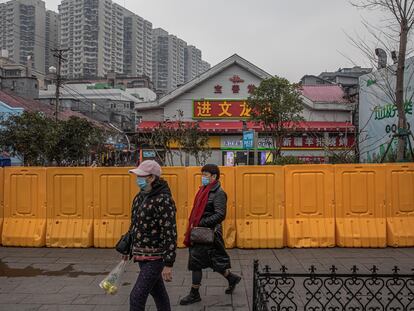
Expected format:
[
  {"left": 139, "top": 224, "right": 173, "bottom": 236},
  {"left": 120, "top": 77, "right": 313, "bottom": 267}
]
[
  {"left": 61, "top": 84, "right": 108, "bottom": 114},
  {"left": 62, "top": 84, "right": 130, "bottom": 120}
]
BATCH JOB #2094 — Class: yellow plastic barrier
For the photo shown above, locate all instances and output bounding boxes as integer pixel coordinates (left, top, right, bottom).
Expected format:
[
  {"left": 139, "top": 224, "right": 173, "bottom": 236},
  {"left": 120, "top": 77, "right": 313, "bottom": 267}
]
[
  {"left": 162, "top": 167, "right": 188, "bottom": 248},
  {"left": 187, "top": 167, "right": 236, "bottom": 248},
  {"left": 46, "top": 168, "right": 93, "bottom": 248},
  {"left": 335, "top": 165, "right": 386, "bottom": 248},
  {"left": 285, "top": 165, "right": 335, "bottom": 248},
  {"left": 0, "top": 168, "right": 4, "bottom": 244},
  {"left": 93, "top": 167, "right": 136, "bottom": 248},
  {"left": 235, "top": 166, "right": 284, "bottom": 248},
  {"left": 2, "top": 167, "right": 47, "bottom": 246},
  {"left": 385, "top": 164, "right": 414, "bottom": 247}
]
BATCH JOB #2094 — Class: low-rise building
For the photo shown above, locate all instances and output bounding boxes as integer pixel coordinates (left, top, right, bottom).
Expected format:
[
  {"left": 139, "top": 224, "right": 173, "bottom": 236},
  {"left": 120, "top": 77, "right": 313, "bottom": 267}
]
[
  {"left": 135, "top": 54, "right": 355, "bottom": 165},
  {"left": 0, "top": 52, "right": 46, "bottom": 94},
  {"left": 39, "top": 82, "right": 156, "bottom": 132}
]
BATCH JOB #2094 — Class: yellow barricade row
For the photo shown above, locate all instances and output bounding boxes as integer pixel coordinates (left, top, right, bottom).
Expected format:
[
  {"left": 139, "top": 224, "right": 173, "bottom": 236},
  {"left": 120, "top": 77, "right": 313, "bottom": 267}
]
[
  {"left": 335, "top": 165, "right": 387, "bottom": 248},
  {"left": 235, "top": 166, "right": 284, "bottom": 249},
  {"left": 187, "top": 167, "right": 236, "bottom": 248},
  {"left": 0, "top": 168, "right": 4, "bottom": 244},
  {"left": 163, "top": 167, "right": 188, "bottom": 248},
  {"left": 217, "top": 167, "right": 236, "bottom": 249},
  {"left": 46, "top": 168, "right": 94, "bottom": 248},
  {"left": 385, "top": 164, "right": 414, "bottom": 247},
  {"left": 285, "top": 165, "right": 335, "bottom": 248},
  {"left": 2, "top": 167, "right": 47, "bottom": 247},
  {"left": 93, "top": 168, "right": 135, "bottom": 248},
  {"left": 1, "top": 164, "right": 414, "bottom": 249}
]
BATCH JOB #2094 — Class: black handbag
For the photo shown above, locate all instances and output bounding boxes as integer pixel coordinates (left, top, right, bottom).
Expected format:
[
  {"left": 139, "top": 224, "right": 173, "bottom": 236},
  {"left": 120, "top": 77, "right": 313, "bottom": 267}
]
[
  {"left": 115, "top": 231, "right": 133, "bottom": 255},
  {"left": 190, "top": 227, "right": 215, "bottom": 245}
]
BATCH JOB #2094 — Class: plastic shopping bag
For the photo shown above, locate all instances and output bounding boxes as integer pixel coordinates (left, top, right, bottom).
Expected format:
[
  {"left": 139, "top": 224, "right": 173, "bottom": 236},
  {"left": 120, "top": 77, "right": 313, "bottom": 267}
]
[{"left": 99, "top": 260, "right": 127, "bottom": 295}]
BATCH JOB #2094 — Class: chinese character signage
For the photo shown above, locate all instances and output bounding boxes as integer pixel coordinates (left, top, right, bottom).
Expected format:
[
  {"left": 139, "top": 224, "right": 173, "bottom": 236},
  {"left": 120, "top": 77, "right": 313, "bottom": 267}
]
[
  {"left": 220, "top": 135, "right": 355, "bottom": 149},
  {"left": 194, "top": 100, "right": 252, "bottom": 119},
  {"left": 212, "top": 83, "right": 256, "bottom": 94}
]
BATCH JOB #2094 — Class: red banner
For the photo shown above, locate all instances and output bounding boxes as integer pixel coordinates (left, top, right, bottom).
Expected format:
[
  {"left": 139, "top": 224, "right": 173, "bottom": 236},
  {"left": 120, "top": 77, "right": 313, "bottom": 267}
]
[{"left": 193, "top": 100, "right": 251, "bottom": 119}]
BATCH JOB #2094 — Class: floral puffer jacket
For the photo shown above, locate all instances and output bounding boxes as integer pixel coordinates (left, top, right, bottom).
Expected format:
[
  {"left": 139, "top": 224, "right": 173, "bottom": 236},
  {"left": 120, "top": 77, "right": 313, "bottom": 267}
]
[{"left": 130, "top": 178, "right": 177, "bottom": 267}]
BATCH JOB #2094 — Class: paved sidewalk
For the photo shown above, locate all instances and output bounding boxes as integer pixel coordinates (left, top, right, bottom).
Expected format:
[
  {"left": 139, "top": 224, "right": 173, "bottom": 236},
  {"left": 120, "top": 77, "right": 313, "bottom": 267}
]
[{"left": 1, "top": 247, "right": 414, "bottom": 310}]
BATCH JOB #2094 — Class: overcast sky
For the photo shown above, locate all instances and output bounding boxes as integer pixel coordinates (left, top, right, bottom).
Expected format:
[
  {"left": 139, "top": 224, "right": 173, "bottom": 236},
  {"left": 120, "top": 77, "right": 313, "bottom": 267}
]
[{"left": 43, "top": 0, "right": 386, "bottom": 81}]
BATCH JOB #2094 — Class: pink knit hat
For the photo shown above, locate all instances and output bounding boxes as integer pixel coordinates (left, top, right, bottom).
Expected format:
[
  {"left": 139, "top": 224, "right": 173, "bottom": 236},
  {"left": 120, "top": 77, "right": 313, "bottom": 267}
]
[{"left": 129, "top": 160, "right": 162, "bottom": 177}]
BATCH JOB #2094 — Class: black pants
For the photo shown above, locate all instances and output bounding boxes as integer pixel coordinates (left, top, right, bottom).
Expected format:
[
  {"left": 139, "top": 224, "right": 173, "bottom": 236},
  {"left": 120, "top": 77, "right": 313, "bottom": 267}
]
[
  {"left": 130, "top": 260, "right": 171, "bottom": 311},
  {"left": 192, "top": 269, "right": 226, "bottom": 285}
]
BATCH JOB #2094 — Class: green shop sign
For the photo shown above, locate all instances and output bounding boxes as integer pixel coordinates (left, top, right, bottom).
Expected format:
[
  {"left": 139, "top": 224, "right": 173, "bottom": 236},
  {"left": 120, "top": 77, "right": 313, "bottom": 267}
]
[{"left": 374, "top": 101, "right": 413, "bottom": 120}]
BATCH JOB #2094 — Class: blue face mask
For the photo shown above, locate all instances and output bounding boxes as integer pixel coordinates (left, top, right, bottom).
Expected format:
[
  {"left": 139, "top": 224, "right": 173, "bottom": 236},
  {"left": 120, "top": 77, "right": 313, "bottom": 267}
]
[
  {"left": 201, "top": 176, "right": 210, "bottom": 186},
  {"left": 136, "top": 177, "right": 148, "bottom": 190}
]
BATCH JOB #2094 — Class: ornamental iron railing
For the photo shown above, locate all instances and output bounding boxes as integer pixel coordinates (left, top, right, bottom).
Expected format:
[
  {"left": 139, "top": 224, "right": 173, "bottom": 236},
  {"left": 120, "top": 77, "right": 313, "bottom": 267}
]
[{"left": 253, "top": 260, "right": 414, "bottom": 311}]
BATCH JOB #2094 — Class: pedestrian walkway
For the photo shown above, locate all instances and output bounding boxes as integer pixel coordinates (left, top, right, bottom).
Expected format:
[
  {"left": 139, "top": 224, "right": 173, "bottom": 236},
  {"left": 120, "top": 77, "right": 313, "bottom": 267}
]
[{"left": 0, "top": 247, "right": 413, "bottom": 310}]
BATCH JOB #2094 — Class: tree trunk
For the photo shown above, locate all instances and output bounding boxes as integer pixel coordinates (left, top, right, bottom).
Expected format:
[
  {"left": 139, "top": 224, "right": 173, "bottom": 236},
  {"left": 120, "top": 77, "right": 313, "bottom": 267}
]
[
  {"left": 167, "top": 150, "right": 174, "bottom": 166},
  {"left": 271, "top": 134, "right": 283, "bottom": 164},
  {"left": 396, "top": 22, "right": 409, "bottom": 161},
  {"left": 178, "top": 147, "right": 184, "bottom": 166}
]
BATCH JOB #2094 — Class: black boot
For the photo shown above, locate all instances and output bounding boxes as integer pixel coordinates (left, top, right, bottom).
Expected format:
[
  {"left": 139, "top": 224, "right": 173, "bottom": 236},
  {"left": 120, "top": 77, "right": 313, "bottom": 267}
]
[
  {"left": 180, "top": 287, "right": 201, "bottom": 305},
  {"left": 225, "top": 272, "right": 241, "bottom": 294}
]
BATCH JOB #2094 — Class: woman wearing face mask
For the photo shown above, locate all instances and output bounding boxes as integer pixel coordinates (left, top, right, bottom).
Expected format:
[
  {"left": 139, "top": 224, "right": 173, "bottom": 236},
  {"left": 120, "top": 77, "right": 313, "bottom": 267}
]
[
  {"left": 180, "top": 164, "right": 241, "bottom": 305},
  {"left": 127, "top": 160, "right": 177, "bottom": 311}
]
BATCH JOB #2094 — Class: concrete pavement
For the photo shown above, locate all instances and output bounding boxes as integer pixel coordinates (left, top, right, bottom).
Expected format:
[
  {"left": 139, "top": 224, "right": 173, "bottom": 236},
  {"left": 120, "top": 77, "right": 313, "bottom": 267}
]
[{"left": 1, "top": 247, "right": 414, "bottom": 310}]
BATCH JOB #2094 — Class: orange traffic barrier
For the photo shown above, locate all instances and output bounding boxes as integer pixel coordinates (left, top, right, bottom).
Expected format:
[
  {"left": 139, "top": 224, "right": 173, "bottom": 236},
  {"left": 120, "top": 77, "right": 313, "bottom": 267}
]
[
  {"left": 187, "top": 166, "right": 236, "bottom": 248},
  {"left": 335, "top": 165, "right": 386, "bottom": 248},
  {"left": 285, "top": 165, "right": 335, "bottom": 248},
  {"left": 2, "top": 167, "right": 47, "bottom": 246},
  {"left": 385, "top": 164, "right": 414, "bottom": 247},
  {"left": 46, "top": 168, "right": 93, "bottom": 248},
  {"left": 235, "top": 166, "right": 284, "bottom": 248},
  {"left": 93, "top": 167, "right": 136, "bottom": 248},
  {"left": 162, "top": 167, "right": 188, "bottom": 248},
  {"left": 0, "top": 168, "right": 4, "bottom": 244}
]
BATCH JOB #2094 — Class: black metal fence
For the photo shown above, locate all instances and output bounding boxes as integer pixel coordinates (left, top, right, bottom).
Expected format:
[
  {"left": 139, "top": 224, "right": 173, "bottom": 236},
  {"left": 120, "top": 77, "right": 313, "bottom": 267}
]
[{"left": 253, "top": 260, "right": 414, "bottom": 311}]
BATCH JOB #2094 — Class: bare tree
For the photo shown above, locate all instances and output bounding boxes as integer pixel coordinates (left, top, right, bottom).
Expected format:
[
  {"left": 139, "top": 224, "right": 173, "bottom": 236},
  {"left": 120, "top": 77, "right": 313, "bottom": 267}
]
[
  {"left": 350, "top": 0, "right": 414, "bottom": 161},
  {"left": 180, "top": 122, "right": 211, "bottom": 166},
  {"left": 136, "top": 110, "right": 211, "bottom": 167},
  {"left": 139, "top": 122, "right": 176, "bottom": 166}
]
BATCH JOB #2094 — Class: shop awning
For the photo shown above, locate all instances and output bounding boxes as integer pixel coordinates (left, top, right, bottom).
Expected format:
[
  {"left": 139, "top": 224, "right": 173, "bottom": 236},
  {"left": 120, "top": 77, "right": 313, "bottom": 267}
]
[{"left": 137, "top": 121, "right": 355, "bottom": 133}]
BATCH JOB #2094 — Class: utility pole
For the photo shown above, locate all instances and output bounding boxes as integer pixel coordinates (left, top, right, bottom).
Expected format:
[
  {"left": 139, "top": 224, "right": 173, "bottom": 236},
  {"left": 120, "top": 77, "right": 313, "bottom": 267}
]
[
  {"left": 51, "top": 48, "right": 69, "bottom": 122},
  {"left": 253, "top": 131, "right": 259, "bottom": 165}
]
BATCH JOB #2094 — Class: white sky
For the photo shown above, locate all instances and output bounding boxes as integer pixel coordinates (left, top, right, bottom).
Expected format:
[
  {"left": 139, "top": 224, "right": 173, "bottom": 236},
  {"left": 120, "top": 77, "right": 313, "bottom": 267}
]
[{"left": 42, "top": 0, "right": 388, "bottom": 81}]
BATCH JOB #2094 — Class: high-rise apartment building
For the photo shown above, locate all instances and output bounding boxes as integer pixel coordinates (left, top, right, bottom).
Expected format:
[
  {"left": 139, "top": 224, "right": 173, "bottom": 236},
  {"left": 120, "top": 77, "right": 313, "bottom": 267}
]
[
  {"left": 110, "top": 3, "right": 125, "bottom": 75},
  {"left": 45, "top": 10, "right": 59, "bottom": 73},
  {"left": 0, "top": 0, "right": 47, "bottom": 73},
  {"left": 122, "top": 9, "right": 152, "bottom": 78},
  {"left": 184, "top": 45, "right": 202, "bottom": 82},
  {"left": 59, "top": 0, "right": 152, "bottom": 79},
  {"left": 59, "top": 0, "right": 111, "bottom": 78},
  {"left": 201, "top": 60, "right": 211, "bottom": 73},
  {"left": 152, "top": 28, "right": 187, "bottom": 94},
  {"left": 59, "top": 0, "right": 97, "bottom": 78},
  {"left": 0, "top": 0, "right": 210, "bottom": 92}
]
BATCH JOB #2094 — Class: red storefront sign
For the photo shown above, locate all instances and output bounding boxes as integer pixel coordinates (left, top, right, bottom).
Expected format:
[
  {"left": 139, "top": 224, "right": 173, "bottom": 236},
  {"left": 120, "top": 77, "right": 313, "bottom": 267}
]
[{"left": 194, "top": 100, "right": 251, "bottom": 119}]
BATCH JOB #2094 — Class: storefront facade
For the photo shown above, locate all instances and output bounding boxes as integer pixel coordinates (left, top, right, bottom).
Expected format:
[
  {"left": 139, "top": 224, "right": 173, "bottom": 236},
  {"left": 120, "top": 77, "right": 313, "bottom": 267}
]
[{"left": 136, "top": 54, "right": 355, "bottom": 165}]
